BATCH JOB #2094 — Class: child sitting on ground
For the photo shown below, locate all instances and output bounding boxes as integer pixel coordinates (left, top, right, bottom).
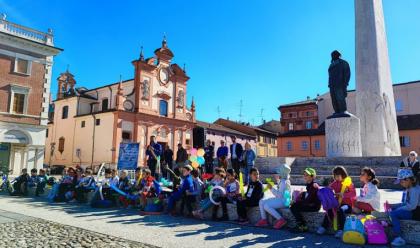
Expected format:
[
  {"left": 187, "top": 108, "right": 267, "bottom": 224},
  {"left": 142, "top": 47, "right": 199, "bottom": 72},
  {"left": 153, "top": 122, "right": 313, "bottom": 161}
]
[
  {"left": 35, "top": 169, "right": 48, "bottom": 196},
  {"left": 110, "top": 169, "right": 119, "bottom": 187},
  {"left": 179, "top": 169, "right": 203, "bottom": 216},
  {"left": 290, "top": 167, "right": 321, "bottom": 232},
  {"left": 139, "top": 169, "right": 161, "bottom": 210},
  {"left": 317, "top": 166, "right": 356, "bottom": 238},
  {"left": 75, "top": 168, "right": 96, "bottom": 203},
  {"left": 12, "top": 168, "right": 29, "bottom": 196},
  {"left": 166, "top": 164, "right": 195, "bottom": 214},
  {"left": 192, "top": 168, "right": 225, "bottom": 219},
  {"left": 213, "top": 168, "right": 240, "bottom": 221},
  {"left": 28, "top": 168, "right": 38, "bottom": 188},
  {"left": 116, "top": 170, "right": 133, "bottom": 208},
  {"left": 256, "top": 163, "right": 291, "bottom": 229},
  {"left": 389, "top": 169, "right": 420, "bottom": 247},
  {"left": 353, "top": 167, "right": 380, "bottom": 214},
  {"left": 55, "top": 167, "right": 78, "bottom": 202},
  {"left": 236, "top": 168, "right": 264, "bottom": 225}
]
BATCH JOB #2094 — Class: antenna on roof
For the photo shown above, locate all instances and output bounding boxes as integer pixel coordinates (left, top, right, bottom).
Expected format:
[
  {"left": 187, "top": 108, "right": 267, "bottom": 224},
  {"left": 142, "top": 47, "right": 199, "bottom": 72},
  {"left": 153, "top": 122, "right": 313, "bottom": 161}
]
[
  {"left": 258, "top": 108, "right": 264, "bottom": 124},
  {"left": 238, "top": 99, "right": 243, "bottom": 122},
  {"left": 216, "top": 106, "right": 221, "bottom": 118}
]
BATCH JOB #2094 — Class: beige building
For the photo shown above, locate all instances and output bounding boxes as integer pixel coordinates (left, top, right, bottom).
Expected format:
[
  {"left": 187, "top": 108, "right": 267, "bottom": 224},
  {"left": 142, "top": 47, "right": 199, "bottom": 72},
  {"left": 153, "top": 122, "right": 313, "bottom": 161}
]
[{"left": 45, "top": 39, "right": 196, "bottom": 170}]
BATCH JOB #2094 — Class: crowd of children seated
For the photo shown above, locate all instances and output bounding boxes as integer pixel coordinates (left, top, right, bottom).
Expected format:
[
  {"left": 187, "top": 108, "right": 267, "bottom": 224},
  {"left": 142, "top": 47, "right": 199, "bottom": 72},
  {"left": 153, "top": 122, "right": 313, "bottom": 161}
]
[{"left": 7, "top": 154, "right": 420, "bottom": 247}]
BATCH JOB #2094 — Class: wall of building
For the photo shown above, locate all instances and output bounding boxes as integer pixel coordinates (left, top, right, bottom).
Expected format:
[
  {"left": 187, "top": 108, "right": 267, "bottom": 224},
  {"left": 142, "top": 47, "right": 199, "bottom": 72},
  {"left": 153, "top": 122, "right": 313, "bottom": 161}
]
[
  {"left": 277, "top": 135, "right": 325, "bottom": 157},
  {"left": 399, "top": 129, "right": 420, "bottom": 156},
  {"left": 280, "top": 104, "right": 319, "bottom": 133},
  {"left": 0, "top": 51, "right": 46, "bottom": 125}
]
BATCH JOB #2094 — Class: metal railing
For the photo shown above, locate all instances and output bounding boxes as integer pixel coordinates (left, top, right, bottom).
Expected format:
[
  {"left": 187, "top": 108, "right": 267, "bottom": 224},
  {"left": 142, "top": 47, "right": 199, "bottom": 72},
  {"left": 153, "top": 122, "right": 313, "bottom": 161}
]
[{"left": 0, "top": 14, "right": 54, "bottom": 45}]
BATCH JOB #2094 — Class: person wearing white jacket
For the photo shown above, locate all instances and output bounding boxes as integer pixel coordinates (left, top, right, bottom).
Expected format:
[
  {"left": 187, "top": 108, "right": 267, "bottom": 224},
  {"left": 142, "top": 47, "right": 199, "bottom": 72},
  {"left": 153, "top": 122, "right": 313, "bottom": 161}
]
[
  {"left": 255, "top": 163, "right": 291, "bottom": 229},
  {"left": 353, "top": 167, "right": 381, "bottom": 213}
]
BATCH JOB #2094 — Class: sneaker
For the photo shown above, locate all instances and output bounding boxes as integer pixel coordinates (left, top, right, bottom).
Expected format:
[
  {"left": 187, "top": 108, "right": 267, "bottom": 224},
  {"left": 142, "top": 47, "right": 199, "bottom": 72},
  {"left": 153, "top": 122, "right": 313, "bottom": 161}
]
[
  {"left": 192, "top": 210, "right": 204, "bottom": 219},
  {"left": 273, "top": 218, "right": 287, "bottom": 229},
  {"left": 391, "top": 236, "right": 406, "bottom": 247},
  {"left": 255, "top": 219, "right": 269, "bottom": 227},
  {"left": 316, "top": 226, "right": 326, "bottom": 235},
  {"left": 334, "top": 230, "right": 343, "bottom": 239}
]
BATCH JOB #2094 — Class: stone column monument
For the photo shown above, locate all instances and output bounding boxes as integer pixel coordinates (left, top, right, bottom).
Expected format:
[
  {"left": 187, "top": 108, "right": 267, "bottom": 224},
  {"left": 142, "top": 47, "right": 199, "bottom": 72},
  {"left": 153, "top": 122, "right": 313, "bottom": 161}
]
[{"left": 355, "top": 0, "right": 401, "bottom": 156}]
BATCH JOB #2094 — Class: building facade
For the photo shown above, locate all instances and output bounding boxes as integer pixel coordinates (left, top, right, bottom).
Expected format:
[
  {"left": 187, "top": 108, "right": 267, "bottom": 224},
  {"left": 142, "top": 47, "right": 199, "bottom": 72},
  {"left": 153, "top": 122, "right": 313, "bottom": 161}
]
[
  {"left": 0, "top": 15, "right": 62, "bottom": 175},
  {"left": 45, "top": 39, "right": 195, "bottom": 170},
  {"left": 214, "top": 118, "right": 278, "bottom": 157},
  {"left": 278, "top": 81, "right": 420, "bottom": 157},
  {"left": 193, "top": 121, "right": 256, "bottom": 156}
]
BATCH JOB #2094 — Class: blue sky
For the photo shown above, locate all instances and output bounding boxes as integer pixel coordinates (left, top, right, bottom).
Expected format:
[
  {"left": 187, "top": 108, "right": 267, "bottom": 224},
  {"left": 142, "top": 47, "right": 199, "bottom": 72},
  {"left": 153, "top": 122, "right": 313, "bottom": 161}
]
[{"left": 2, "top": 0, "right": 420, "bottom": 124}]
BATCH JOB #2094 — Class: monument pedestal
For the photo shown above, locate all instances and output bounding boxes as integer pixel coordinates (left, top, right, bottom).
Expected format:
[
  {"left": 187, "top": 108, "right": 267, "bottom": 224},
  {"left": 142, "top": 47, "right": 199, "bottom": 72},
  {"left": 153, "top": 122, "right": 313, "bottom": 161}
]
[{"left": 326, "top": 115, "right": 362, "bottom": 157}]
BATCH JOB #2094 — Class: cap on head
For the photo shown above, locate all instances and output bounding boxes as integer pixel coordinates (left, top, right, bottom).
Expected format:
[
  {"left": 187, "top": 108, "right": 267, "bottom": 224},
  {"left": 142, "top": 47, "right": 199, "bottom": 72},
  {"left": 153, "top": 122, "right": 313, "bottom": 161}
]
[
  {"left": 304, "top": 167, "right": 316, "bottom": 177},
  {"left": 409, "top": 151, "right": 418, "bottom": 157},
  {"left": 394, "top": 168, "right": 414, "bottom": 184}
]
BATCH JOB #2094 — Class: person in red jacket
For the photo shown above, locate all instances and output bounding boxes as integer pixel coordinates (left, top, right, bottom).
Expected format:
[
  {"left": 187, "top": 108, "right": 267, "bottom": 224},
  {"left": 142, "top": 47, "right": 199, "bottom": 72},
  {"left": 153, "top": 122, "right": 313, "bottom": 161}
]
[
  {"left": 290, "top": 167, "right": 321, "bottom": 232},
  {"left": 317, "top": 166, "right": 356, "bottom": 238}
]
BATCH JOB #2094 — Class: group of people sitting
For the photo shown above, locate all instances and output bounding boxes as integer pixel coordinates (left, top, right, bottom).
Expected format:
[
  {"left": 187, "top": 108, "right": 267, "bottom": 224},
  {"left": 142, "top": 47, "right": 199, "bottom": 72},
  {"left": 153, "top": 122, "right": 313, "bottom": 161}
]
[
  {"left": 11, "top": 168, "right": 49, "bottom": 196},
  {"left": 7, "top": 150, "right": 420, "bottom": 247}
]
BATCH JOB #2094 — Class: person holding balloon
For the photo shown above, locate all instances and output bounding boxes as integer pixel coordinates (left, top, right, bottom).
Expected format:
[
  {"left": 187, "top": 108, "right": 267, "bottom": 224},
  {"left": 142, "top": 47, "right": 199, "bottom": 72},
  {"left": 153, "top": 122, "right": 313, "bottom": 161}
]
[
  {"left": 255, "top": 163, "right": 291, "bottom": 229},
  {"left": 316, "top": 166, "right": 356, "bottom": 238}
]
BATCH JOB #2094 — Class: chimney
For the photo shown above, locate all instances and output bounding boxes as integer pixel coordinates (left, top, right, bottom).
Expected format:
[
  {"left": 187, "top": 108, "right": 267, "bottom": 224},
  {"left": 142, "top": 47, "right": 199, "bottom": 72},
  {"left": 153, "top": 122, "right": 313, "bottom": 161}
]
[{"left": 306, "top": 96, "right": 310, "bottom": 100}]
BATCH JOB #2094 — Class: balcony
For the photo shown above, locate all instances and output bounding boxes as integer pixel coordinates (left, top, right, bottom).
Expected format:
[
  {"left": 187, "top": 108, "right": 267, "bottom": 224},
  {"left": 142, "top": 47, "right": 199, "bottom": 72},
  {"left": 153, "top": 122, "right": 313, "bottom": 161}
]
[{"left": 0, "top": 14, "right": 54, "bottom": 46}]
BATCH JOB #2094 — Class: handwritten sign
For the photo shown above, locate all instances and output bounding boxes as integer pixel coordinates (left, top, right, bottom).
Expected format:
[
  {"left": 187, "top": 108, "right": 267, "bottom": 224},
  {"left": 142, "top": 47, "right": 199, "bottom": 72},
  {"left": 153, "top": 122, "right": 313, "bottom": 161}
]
[{"left": 117, "top": 143, "right": 139, "bottom": 170}]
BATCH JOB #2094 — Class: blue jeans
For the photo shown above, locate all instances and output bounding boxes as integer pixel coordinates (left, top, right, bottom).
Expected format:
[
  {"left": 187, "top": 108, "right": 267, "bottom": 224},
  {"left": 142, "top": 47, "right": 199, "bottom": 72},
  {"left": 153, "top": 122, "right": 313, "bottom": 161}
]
[
  {"left": 390, "top": 208, "right": 412, "bottom": 235},
  {"left": 242, "top": 165, "right": 253, "bottom": 185},
  {"left": 167, "top": 190, "right": 183, "bottom": 212}
]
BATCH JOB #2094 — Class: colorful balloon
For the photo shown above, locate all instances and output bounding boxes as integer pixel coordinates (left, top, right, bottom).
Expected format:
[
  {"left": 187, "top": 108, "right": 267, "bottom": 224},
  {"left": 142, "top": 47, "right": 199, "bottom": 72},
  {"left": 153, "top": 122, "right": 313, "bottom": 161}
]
[
  {"left": 191, "top": 161, "right": 199, "bottom": 168},
  {"left": 197, "top": 156, "right": 205, "bottom": 165},
  {"left": 190, "top": 148, "right": 197, "bottom": 156},
  {"left": 189, "top": 155, "right": 197, "bottom": 162},
  {"left": 197, "top": 148, "right": 205, "bottom": 157}
]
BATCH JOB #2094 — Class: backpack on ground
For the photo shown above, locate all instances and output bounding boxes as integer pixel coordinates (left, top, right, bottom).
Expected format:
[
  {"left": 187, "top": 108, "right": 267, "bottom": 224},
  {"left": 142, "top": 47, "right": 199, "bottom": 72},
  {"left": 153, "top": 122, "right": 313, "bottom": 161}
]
[
  {"left": 364, "top": 218, "right": 388, "bottom": 245},
  {"left": 342, "top": 215, "right": 366, "bottom": 245},
  {"left": 317, "top": 187, "right": 339, "bottom": 211}
]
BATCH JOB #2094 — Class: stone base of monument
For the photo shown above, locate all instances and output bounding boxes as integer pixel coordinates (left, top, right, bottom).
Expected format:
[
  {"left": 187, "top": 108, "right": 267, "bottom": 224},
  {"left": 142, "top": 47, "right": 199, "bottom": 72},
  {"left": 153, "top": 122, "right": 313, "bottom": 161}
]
[{"left": 326, "top": 114, "right": 362, "bottom": 157}]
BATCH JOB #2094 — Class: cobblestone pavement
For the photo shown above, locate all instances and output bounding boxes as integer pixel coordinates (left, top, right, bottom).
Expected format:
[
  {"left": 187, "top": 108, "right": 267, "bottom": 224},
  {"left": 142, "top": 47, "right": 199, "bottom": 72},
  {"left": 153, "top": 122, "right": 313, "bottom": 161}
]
[
  {"left": 0, "top": 210, "right": 153, "bottom": 248},
  {"left": 0, "top": 192, "right": 417, "bottom": 248}
]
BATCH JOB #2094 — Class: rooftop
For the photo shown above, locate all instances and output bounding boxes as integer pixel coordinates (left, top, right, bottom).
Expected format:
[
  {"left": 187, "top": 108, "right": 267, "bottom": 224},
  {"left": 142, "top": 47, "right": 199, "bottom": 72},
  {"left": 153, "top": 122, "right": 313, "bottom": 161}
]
[
  {"left": 196, "top": 121, "right": 255, "bottom": 139},
  {"left": 0, "top": 14, "right": 56, "bottom": 46}
]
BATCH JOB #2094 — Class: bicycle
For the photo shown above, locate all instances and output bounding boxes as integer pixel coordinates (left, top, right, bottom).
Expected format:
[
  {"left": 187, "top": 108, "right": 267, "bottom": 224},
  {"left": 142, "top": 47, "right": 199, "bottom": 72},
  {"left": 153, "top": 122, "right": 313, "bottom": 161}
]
[{"left": 0, "top": 170, "right": 14, "bottom": 195}]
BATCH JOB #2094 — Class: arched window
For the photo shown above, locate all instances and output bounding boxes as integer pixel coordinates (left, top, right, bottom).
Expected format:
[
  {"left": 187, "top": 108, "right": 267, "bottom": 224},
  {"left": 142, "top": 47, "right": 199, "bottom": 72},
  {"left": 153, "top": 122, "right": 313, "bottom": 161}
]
[
  {"left": 62, "top": 106, "right": 69, "bottom": 119},
  {"left": 159, "top": 100, "right": 168, "bottom": 117},
  {"left": 102, "top": 98, "right": 109, "bottom": 111}
]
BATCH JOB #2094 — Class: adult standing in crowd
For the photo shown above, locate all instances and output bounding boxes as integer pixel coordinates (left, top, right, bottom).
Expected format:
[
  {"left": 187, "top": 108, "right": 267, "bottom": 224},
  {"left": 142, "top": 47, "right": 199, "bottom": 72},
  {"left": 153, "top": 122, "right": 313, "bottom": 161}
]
[
  {"left": 242, "top": 142, "right": 256, "bottom": 185},
  {"left": 146, "top": 135, "right": 162, "bottom": 177},
  {"left": 230, "top": 136, "right": 243, "bottom": 176},
  {"left": 204, "top": 139, "right": 214, "bottom": 173},
  {"left": 163, "top": 144, "right": 174, "bottom": 179},
  {"left": 217, "top": 140, "right": 228, "bottom": 170},
  {"left": 400, "top": 151, "right": 420, "bottom": 184},
  {"left": 176, "top": 143, "right": 188, "bottom": 167}
]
